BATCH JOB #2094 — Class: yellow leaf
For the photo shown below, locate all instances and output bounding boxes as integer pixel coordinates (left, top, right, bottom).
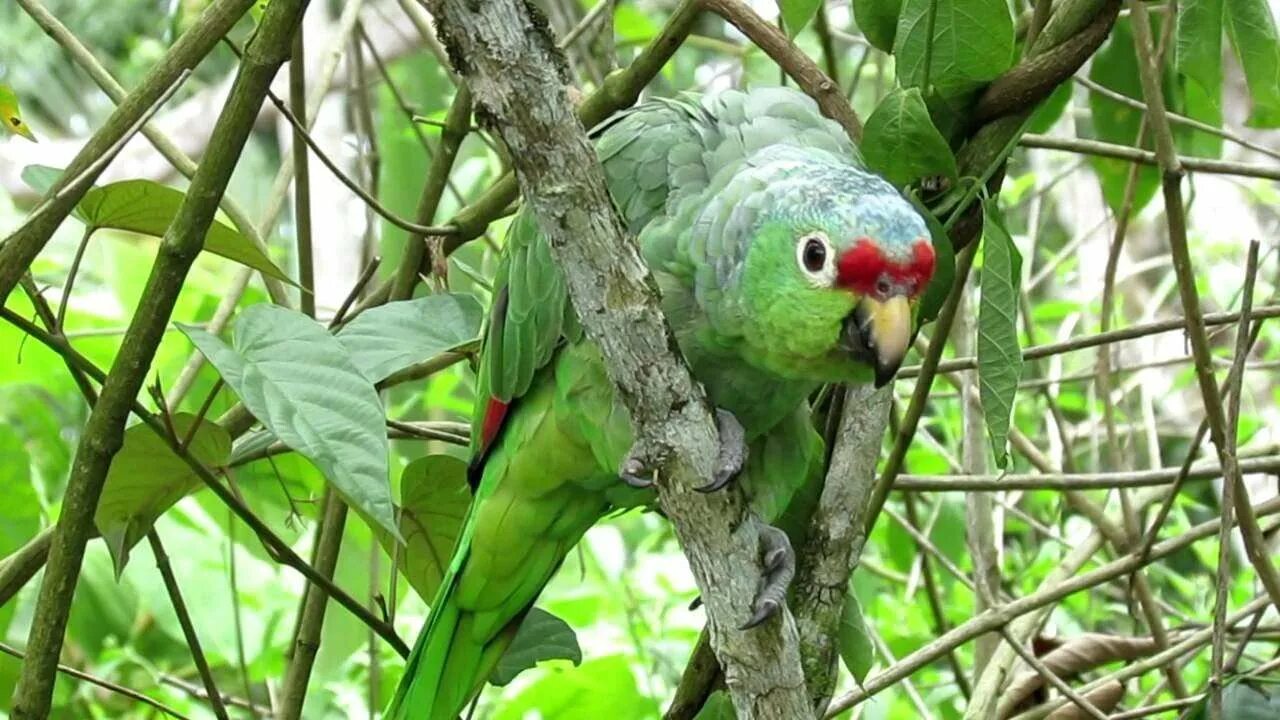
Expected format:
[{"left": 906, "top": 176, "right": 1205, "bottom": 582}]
[{"left": 0, "top": 83, "right": 38, "bottom": 143}]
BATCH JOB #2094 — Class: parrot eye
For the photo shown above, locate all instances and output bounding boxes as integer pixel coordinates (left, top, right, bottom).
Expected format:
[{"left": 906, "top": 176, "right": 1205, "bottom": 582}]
[{"left": 796, "top": 232, "right": 835, "bottom": 285}]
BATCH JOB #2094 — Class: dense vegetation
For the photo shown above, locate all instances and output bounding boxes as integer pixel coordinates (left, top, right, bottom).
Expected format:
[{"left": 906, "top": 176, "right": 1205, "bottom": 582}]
[{"left": 1, "top": 0, "right": 1279, "bottom": 718}]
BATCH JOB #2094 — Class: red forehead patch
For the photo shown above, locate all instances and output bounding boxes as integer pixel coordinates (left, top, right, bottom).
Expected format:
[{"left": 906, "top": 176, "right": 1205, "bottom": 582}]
[{"left": 837, "top": 238, "right": 935, "bottom": 296}]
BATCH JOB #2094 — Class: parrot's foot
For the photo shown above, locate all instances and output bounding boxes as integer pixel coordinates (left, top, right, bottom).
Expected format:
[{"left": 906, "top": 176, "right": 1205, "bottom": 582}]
[
  {"left": 740, "top": 524, "right": 795, "bottom": 630},
  {"left": 619, "top": 461, "right": 657, "bottom": 489},
  {"left": 695, "top": 408, "right": 747, "bottom": 493},
  {"left": 618, "top": 408, "right": 746, "bottom": 491}
]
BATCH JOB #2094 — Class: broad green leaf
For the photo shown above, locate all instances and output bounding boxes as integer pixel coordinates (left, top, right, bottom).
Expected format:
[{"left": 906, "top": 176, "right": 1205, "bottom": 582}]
[
  {"left": 861, "top": 87, "right": 957, "bottom": 187},
  {"left": 1027, "top": 81, "right": 1072, "bottom": 134},
  {"left": 1225, "top": 0, "right": 1280, "bottom": 127},
  {"left": 375, "top": 455, "right": 471, "bottom": 601},
  {"left": 0, "top": 83, "right": 37, "bottom": 142},
  {"left": 178, "top": 305, "right": 398, "bottom": 537},
  {"left": 490, "top": 608, "right": 583, "bottom": 686},
  {"left": 336, "top": 293, "right": 484, "bottom": 383},
  {"left": 893, "top": 0, "right": 1014, "bottom": 94},
  {"left": 94, "top": 414, "right": 231, "bottom": 577},
  {"left": 0, "top": 430, "right": 40, "bottom": 637},
  {"left": 838, "top": 588, "right": 874, "bottom": 682},
  {"left": 911, "top": 198, "right": 954, "bottom": 326},
  {"left": 693, "top": 692, "right": 736, "bottom": 720},
  {"left": 492, "top": 655, "right": 650, "bottom": 720},
  {"left": 853, "top": 0, "right": 903, "bottom": 52},
  {"left": 1176, "top": 0, "right": 1224, "bottom": 106},
  {"left": 1086, "top": 20, "right": 1160, "bottom": 213},
  {"left": 19, "top": 166, "right": 293, "bottom": 284},
  {"left": 977, "top": 200, "right": 1022, "bottom": 468},
  {"left": 778, "top": 0, "right": 822, "bottom": 37}
]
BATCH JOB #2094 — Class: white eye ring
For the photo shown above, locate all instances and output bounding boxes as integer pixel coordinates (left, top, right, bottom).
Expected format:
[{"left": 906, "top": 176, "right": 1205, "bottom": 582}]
[{"left": 795, "top": 232, "right": 836, "bottom": 286}]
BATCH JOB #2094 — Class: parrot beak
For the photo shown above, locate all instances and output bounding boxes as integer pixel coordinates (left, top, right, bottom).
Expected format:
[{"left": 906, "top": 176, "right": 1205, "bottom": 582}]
[{"left": 842, "top": 295, "right": 911, "bottom": 387}]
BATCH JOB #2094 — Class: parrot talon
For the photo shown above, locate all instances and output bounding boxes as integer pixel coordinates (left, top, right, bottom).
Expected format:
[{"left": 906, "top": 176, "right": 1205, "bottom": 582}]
[
  {"left": 741, "top": 524, "right": 794, "bottom": 630},
  {"left": 695, "top": 408, "right": 747, "bottom": 493},
  {"left": 619, "top": 458, "right": 656, "bottom": 489}
]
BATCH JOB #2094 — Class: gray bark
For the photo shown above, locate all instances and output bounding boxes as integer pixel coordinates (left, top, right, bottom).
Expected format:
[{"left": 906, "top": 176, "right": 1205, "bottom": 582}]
[{"left": 425, "top": 1, "right": 812, "bottom": 716}]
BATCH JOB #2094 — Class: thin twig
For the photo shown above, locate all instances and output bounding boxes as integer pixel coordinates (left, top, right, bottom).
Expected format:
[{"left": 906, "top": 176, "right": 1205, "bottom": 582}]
[
  {"left": 146, "top": 530, "right": 230, "bottom": 720},
  {"left": 1019, "top": 133, "right": 1280, "bottom": 181},
  {"left": 0, "top": 642, "right": 192, "bottom": 719},
  {"left": 290, "top": 25, "right": 316, "bottom": 318},
  {"left": 1210, "top": 241, "right": 1259, "bottom": 717}
]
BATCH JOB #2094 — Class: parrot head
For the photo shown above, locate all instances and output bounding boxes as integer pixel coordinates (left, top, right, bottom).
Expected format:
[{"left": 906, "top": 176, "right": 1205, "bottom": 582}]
[{"left": 726, "top": 151, "right": 935, "bottom": 388}]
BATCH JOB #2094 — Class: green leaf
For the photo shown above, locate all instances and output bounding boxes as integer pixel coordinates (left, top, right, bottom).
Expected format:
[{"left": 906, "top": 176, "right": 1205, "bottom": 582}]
[
  {"left": 692, "top": 692, "right": 736, "bottom": 720},
  {"left": 778, "top": 0, "right": 822, "bottom": 37},
  {"left": 178, "top": 305, "right": 398, "bottom": 537},
  {"left": 853, "top": 0, "right": 903, "bottom": 52},
  {"left": 336, "top": 293, "right": 484, "bottom": 383},
  {"left": 94, "top": 414, "right": 231, "bottom": 577},
  {"left": 0, "top": 430, "right": 40, "bottom": 637},
  {"left": 1176, "top": 0, "right": 1224, "bottom": 105},
  {"left": 375, "top": 455, "right": 471, "bottom": 601},
  {"left": 911, "top": 198, "right": 954, "bottom": 325},
  {"left": 1086, "top": 19, "right": 1160, "bottom": 213},
  {"left": 0, "top": 83, "right": 37, "bottom": 142},
  {"left": 977, "top": 200, "right": 1022, "bottom": 468},
  {"left": 1027, "top": 81, "right": 1072, "bottom": 134},
  {"left": 19, "top": 167, "right": 293, "bottom": 284},
  {"left": 490, "top": 608, "right": 583, "bottom": 686},
  {"left": 893, "top": 0, "right": 1014, "bottom": 94},
  {"left": 838, "top": 588, "right": 874, "bottom": 682},
  {"left": 1225, "top": 0, "right": 1280, "bottom": 127},
  {"left": 861, "top": 87, "right": 958, "bottom": 187}
]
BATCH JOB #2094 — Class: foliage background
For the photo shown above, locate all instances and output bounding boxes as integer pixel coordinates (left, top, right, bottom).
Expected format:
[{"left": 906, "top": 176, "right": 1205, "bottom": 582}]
[{"left": 0, "top": 0, "right": 1279, "bottom": 718}]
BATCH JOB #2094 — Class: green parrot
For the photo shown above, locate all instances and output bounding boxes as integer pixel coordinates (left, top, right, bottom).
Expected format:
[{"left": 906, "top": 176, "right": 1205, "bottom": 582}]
[{"left": 387, "top": 86, "right": 936, "bottom": 719}]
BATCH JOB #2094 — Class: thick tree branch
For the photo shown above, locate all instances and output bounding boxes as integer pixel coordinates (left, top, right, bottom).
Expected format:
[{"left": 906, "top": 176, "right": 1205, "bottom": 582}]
[
  {"left": 426, "top": 1, "right": 811, "bottom": 716},
  {"left": 9, "top": 4, "right": 309, "bottom": 713}
]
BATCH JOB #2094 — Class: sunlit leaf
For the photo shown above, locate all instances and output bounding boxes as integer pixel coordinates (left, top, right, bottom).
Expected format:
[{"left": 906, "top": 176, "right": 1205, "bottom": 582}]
[
  {"left": 853, "top": 0, "right": 903, "bottom": 52},
  {"left": 893, "top": 0, "right": 1014, "bottom": 94},
  {"left": 94, "top": 414, "right": 231, "bottom": 577},
  {"left": 977, "top": 200, "right": 1022, "bottom": 468},
  {"left": 0, "top": 84, "right": 37, "bottom": 142},
  {"left": 19, "top": 166, "right": 293, "bottom": 284},
  {"left": 0, "top": 430, "right": 40, "bottom": 636},
  {"left": 178, "top": 305, "right": 398, "bottom": 538},
  {"left": 375, "top": 454, "right": 471, "bottom": 601},
  {"left": 490, "top": 608, "right": 582, "bottom": 686},
  {"left": 778, "top": 0, "right": 822, "bottom": 37},
  {"left": 336, "top": 293, "right": 484, "bottom": 383},
  {"left": 1225, "top": 0, "right": 1280, "bottom": 127}
]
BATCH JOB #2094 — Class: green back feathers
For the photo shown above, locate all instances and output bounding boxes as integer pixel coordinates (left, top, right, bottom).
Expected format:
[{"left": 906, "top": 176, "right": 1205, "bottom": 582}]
[{"left": 470, "top": 87, "right": 859, "bottom": 450}]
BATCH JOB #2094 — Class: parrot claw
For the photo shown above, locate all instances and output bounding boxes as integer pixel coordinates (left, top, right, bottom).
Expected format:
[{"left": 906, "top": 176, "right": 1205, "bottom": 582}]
[
  {"left": 619, "top": 458, "right": 656, "bottom": 489},
  {"left": 740, "top": 524, "right": 794, "bottom": 630},
  {"left": 695, "top": 408, "right": 747, "bottom": 493}
]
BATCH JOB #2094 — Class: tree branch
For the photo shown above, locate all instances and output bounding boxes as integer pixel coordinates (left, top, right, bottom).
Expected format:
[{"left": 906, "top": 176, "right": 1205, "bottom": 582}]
[
  {"left": 426, "top": 0, "right": 811, "bottom": 716},
  {"left": 10, "top": 5, "right": 310, "bottom": 713}
]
